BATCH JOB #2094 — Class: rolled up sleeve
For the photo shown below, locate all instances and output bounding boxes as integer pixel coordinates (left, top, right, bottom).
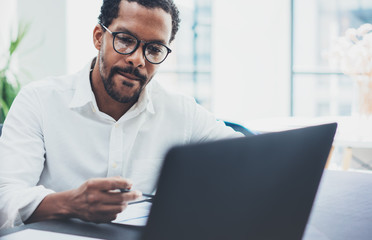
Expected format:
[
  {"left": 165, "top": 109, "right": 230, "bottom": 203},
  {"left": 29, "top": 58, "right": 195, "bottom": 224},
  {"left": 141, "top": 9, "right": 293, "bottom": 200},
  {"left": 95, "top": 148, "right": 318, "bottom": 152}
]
[{"left": 190, "top": 101, "right": 243, "bottom": 142}]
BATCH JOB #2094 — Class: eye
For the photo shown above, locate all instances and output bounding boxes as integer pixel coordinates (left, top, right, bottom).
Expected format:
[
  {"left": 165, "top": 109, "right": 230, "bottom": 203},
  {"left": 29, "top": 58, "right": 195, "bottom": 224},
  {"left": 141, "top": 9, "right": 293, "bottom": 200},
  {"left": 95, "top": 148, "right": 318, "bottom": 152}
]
[
  {"left": 146, "top": 44, "right": 165, "bottom": 55},
  {"left": 118, "top": 37, "right": 136, "bottom": 45},
  {"left": 115, "top": 33, "right": 137, "bottom": 47}
]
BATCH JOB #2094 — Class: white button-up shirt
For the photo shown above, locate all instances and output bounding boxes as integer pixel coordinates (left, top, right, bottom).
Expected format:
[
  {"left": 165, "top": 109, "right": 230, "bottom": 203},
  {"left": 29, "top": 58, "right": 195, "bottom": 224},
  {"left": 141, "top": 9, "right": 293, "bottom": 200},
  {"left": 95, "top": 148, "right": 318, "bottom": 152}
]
[{"left": 0, "top": 62, "right": 241, "bottom": 229}]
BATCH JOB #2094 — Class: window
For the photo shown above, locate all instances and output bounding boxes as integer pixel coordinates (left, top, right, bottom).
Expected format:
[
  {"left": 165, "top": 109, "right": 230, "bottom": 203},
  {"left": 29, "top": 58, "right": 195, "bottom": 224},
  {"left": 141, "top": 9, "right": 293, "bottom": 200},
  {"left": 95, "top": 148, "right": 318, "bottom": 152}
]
[
  {"left": 292, "top": 0, "right": 372, "bottom": 117},
  {"left": 157, "top": 0, "right": 213, "bottom": 109}
]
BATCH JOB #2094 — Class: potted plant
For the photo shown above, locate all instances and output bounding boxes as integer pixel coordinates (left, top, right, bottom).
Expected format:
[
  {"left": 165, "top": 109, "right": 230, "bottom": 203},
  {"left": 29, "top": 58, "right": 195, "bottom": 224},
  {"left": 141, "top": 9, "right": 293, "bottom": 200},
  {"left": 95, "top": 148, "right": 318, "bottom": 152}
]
[
  {"left": 327, "top": 23, "right": 372, "bottom": 117},
  {"left": 0, "top": 23, "right": 30, "bottom": 123}
]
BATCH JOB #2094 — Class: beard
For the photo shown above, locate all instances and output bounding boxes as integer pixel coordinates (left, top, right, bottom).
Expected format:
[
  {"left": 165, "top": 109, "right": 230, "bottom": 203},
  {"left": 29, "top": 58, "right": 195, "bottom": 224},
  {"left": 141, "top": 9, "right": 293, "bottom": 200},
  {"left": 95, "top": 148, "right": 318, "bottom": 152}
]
[{"left": 99, "top": 54, "right": 148, "bottom": 104}]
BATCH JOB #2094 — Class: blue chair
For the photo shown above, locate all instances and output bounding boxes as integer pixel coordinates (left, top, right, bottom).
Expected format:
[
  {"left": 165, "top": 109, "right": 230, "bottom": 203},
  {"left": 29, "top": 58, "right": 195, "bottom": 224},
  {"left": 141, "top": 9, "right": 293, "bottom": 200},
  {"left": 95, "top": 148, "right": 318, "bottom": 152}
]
[{"left": 224, "top": 121, "right": 255, "bottom": 137}]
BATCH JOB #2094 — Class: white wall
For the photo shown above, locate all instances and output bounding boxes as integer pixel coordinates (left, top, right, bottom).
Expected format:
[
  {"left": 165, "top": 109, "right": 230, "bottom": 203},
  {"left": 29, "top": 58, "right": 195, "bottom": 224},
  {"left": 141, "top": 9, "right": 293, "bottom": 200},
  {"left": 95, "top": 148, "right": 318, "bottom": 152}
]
[
  {"left": 66, "top": 0, "right": 101, "bottom": 74},
  {"left": 212, "top": 0, "right": 291, "bottom": 122},
  {"left": 17, "top": 0, "right": 67, "bottom": 83},
  {"left": 2, "top": 0, "right": 100, "bottom": 83},
  {"left": 0, "top": 1, "right": 18, "bottom": 70}
]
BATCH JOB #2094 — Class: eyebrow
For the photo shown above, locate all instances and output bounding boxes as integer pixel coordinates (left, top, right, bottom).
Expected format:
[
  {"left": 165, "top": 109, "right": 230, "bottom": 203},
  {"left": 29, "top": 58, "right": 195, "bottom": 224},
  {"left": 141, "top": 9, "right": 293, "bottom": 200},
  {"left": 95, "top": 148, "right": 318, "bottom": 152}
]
[{"left": 113, "top": 26, "right": 168, "bottom": 45}]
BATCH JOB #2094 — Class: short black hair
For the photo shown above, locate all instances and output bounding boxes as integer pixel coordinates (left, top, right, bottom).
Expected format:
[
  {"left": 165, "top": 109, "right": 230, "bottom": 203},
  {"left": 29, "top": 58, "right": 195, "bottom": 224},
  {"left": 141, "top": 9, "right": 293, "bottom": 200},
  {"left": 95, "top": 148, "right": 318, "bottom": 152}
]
[{"left": 98, "top": 0, "right": 180, "bottom": 43}]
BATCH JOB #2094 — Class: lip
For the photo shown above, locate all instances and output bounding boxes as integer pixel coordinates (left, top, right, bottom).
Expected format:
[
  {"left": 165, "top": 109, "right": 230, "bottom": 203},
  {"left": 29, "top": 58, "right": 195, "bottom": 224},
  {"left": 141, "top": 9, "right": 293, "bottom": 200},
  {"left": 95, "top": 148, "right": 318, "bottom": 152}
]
[{"left": 117, "top": 70, "right": 141, "bottom": 82}]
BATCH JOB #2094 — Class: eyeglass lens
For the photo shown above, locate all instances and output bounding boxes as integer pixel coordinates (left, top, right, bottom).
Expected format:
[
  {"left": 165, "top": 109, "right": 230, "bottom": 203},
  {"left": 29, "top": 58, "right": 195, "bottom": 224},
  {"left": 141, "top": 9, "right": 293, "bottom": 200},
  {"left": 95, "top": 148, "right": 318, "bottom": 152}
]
[{"left": 114, "top": 33, "right": 169, "bottom": 63}]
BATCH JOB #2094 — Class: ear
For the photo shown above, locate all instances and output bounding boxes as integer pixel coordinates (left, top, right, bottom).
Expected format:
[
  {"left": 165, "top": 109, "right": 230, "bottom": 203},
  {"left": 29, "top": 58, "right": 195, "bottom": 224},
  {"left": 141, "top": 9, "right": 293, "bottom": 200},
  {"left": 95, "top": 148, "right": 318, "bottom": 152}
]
[{"left": 93, "top": 24, "right": 103, "bottom": 50}]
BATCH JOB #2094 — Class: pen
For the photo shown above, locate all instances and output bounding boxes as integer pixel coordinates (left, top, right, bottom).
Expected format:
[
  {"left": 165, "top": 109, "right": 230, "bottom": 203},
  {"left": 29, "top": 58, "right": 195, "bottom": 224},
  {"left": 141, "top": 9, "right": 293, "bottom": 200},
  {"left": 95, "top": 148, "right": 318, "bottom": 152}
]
[{"left": 120, "top": 188, "right": 155, "bottom": 199}]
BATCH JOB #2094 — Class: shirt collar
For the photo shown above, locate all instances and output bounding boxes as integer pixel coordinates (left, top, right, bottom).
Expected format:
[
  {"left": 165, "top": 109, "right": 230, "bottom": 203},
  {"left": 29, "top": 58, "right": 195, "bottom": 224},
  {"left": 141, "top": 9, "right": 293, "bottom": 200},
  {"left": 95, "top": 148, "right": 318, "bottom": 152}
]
[
  {"left": 68, "top": 61, "right": 94, "bottom": 109},
  {"left": 68, "top": 59, "right": 155, "bottom": 115},
  {"left": 132, "top": 82, "right": 155, "bottom": 115}
]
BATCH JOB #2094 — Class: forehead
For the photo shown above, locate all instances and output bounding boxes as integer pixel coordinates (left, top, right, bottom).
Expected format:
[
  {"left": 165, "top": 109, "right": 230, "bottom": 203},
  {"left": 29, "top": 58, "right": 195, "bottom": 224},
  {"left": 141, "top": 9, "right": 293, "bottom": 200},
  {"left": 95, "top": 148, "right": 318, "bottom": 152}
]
[{"left": 110, "top": 0, "right": 172, "bottom": 44}]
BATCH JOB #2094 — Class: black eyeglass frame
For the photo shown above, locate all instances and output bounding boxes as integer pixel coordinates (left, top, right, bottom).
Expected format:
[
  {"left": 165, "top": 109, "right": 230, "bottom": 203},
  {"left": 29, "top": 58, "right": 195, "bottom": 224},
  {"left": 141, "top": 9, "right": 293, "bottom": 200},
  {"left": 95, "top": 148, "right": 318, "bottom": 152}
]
[{"left": 100, "top": 24, "right": 172, "bottom": 64}]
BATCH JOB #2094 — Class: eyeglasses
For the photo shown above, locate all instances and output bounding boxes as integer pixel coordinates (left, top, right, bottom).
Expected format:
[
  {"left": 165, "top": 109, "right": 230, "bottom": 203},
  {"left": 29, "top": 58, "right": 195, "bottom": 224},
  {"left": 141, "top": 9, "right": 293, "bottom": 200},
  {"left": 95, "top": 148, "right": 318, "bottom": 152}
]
[{"left": 101, "top": 24, "right": 172, "bottom": 64}]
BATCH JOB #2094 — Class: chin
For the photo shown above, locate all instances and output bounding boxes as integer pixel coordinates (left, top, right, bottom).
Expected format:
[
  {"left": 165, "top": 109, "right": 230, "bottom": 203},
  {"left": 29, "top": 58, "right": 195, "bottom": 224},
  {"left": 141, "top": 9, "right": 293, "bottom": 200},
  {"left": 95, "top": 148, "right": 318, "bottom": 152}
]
[{"left": 113, "top": 90, "right": 141, "bottom": 104}]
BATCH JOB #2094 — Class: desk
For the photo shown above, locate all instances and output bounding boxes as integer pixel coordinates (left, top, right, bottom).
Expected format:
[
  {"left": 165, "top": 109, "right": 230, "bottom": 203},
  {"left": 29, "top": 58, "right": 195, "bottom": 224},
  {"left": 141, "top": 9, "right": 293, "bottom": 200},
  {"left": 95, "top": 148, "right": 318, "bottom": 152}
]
[
  {"left": 1, "top": 170, "right": 371, "bottom": 240},
  {"left": 0, "top": 219, "right": 143, "bottom": 240},
  {"left": 303, "top": 170, "right": 372, "bottom": 239}
]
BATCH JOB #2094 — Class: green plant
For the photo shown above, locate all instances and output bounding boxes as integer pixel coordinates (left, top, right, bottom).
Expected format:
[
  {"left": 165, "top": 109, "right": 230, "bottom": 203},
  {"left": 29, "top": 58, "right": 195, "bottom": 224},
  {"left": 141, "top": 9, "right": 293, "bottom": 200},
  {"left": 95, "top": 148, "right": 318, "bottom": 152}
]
[{"left": 0, "top": 23, "right": 30, "bottom": 123}]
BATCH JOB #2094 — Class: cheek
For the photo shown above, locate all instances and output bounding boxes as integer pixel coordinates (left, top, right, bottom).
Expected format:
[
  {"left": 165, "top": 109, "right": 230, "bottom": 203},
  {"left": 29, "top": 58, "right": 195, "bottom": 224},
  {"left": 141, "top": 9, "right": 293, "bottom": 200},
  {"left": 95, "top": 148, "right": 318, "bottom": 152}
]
[
  {"left": 100, "top": 38, "right": 118, "bottom": 64},
  {"left": 98, "top": 49, "right": 107, "bottom": 75},
  {"left": 99, "top": 43, "right": 117, "bottom": 74},
  {"left": 144, "top": 69, "right": 158, "bottom": 86},
  {"left": 146, "top": 65, "right": 158, "bottom": 78}
]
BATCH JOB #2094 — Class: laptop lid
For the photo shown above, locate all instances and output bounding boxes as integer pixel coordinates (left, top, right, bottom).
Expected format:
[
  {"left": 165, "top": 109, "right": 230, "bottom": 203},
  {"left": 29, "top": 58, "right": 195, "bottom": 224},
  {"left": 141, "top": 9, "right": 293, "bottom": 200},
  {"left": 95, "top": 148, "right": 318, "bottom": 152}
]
[{"left": 143, "top": 123, "right": 337, "bottom": 240}]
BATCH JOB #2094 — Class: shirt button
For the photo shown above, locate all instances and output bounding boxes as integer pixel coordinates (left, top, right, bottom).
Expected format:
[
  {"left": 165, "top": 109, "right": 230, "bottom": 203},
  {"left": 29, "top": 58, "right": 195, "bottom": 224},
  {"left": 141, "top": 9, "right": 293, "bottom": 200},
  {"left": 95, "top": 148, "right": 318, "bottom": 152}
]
[
  {"left": 115, "top": 123, "right": 119, "bottom": 128},
  {"left": 112, "top": 162, "right": 117, "bottom": 168}
]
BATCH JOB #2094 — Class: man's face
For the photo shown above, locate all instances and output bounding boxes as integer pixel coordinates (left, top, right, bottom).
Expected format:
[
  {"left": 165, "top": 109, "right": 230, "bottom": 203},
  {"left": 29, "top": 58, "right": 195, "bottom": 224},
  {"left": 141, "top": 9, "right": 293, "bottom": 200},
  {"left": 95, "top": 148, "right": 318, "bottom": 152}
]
[{"left": 98, "top": 0, "right": 172, "bottom": 104}]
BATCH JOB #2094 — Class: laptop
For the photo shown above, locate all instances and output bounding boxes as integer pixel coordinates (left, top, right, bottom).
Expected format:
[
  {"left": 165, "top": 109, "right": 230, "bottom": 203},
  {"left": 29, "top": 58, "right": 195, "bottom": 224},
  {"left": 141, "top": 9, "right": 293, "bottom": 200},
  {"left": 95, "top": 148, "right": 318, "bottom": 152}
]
[{"left": 142, "top": 123, "right": 337, "bottom": 240}]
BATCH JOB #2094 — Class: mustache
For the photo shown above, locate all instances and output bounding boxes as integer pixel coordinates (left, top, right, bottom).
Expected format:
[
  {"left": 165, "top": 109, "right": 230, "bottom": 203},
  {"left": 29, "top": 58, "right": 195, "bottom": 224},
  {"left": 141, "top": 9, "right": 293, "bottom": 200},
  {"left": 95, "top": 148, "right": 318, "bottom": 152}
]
[{"left": 110, "top": 66, "right": 147, "bottom": 83}]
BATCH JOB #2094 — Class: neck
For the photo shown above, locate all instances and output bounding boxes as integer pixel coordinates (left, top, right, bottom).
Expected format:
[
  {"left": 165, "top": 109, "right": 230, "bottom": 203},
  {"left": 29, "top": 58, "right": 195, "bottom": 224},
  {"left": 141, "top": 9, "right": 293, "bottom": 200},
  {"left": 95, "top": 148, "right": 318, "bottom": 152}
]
[{"left": 90, "top": 60, "right": 134, "bottom": 121}]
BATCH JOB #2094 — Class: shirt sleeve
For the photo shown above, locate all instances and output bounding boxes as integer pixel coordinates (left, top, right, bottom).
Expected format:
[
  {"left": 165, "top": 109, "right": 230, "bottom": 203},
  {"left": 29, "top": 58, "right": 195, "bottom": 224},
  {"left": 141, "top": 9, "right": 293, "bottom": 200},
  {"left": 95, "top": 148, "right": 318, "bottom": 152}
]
[
  {"left": 0, "top": 85, "right": 55, "bottom": 229},
  {"left": 189, "top": 101, "right": 244, "bottom": 143}
]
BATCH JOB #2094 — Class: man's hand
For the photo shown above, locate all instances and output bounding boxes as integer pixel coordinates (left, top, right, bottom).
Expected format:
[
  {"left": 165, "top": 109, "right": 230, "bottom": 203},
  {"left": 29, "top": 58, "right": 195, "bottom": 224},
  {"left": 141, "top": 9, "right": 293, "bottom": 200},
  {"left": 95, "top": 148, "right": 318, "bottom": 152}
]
[{"left": 26, "top": 177, "right": 142, "bottom": 224}]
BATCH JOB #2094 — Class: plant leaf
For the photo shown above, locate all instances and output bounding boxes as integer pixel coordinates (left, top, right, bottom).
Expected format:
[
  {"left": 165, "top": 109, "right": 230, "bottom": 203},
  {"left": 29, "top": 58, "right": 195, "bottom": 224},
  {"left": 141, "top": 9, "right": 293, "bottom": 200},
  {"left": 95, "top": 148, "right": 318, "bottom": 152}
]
[
  {"left": 0, "top": 98, "right": 10, "bottom": 118},
  {"left": 1, "top": 21, "right": 30, "bottom": 122},
  {"left": 9, "top": 22, "right": 31, "bottom": 56},
  {"left": 3, "top": 80, "right": 19, "bottom": 107}
]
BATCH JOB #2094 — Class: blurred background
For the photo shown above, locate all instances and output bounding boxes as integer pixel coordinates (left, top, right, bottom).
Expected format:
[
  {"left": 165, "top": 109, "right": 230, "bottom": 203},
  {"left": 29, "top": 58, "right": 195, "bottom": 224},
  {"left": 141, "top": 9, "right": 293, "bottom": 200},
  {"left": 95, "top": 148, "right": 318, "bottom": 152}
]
[
  {"left": 3, "top": 0, "right": 372, "bottom": 121},
  {"left": 1, "top": 0, "right": 372, "bottom": 170}
]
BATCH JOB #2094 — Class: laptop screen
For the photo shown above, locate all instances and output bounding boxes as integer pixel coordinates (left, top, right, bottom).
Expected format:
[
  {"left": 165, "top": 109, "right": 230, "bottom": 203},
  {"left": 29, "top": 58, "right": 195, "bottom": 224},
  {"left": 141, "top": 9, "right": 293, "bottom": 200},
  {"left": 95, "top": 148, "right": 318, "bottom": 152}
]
[{"left": 143, "top": 123, "right": 337, "bottom": 240}]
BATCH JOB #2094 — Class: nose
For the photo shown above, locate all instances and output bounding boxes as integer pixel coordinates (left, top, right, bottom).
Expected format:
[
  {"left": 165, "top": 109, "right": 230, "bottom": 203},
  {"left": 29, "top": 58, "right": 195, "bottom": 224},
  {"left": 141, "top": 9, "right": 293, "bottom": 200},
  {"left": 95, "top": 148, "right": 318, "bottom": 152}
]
[{"left": 125, "top": 45, "right": 146, "bottom": 68}]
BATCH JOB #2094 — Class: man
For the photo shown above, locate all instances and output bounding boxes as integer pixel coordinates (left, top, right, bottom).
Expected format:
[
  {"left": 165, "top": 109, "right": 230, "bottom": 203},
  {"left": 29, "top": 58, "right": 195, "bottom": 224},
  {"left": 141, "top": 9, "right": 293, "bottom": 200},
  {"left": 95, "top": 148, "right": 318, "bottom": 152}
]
[{"left": 0, "top": 0, "right": 240, "bottom": 229}]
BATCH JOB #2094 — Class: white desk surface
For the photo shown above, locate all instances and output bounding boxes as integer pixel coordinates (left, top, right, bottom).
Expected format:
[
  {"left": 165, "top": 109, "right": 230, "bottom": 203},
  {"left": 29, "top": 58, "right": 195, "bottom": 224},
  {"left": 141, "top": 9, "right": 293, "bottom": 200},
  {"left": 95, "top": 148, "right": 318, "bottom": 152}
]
[{"left": 303, "top": 169, "right": 372, "bottom": 240}]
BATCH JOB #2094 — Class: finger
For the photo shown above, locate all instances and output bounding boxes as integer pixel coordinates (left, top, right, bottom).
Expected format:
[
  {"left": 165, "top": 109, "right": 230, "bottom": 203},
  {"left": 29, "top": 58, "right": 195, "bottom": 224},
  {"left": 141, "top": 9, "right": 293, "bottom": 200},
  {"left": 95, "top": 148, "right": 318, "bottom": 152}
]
[
  {"left": 86, "top": 190, "right": 142, "bottom": 205},
  {"left": 84, "top": 177, "right": 133, "bottom": 191},
  {"left": 94, "top": 202, "right": 128, "bottom": 215},
  {"left": 103, "top": 190, "right": 142, "bottom": 204},
  {"left": 88, "top": 205, "right": 127, "bottom": 223},
  {"left": 121, "top": 190, "right": 142, "bottom": 202},
  {"left": 96, "top": 214, "right": 119, "bottom": 223}
]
